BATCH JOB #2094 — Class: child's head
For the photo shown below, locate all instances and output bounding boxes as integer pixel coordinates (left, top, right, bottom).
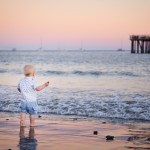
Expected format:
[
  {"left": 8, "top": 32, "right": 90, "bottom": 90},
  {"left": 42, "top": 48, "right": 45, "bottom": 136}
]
[{"left": 24, "top": 65, "right": 35, "bottom": 77}]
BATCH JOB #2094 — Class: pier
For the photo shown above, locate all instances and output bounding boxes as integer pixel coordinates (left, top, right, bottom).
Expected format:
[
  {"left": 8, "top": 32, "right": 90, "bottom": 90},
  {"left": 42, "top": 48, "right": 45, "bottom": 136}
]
[{"left": 130, "top": 35, "right": 150, "bottom": 53}]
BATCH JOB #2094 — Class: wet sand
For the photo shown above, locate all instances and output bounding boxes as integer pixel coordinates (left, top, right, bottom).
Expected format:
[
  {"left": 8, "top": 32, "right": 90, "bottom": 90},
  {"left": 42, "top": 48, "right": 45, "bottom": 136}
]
[{"left": 0, "top": 112, "right": 150, "bottom": 150}]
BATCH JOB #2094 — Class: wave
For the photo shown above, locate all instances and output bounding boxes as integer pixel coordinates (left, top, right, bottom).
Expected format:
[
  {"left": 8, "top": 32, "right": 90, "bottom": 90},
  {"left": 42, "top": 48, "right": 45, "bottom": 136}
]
[
  {"left": 0, "top": 87, "right": 149, "bottom": 121},
  {"left": 0, "top": 99, "right": 149, "bottom": 121},
  {"left": 73, "top": 70, "right": 102, "bottom": 76},
  {"left": 0, "top": 69, "right": 7, "bottom": 73},
  {"left": 37, "top": 99, "right": 150, "bottom": 120},
  {"left": 45, "top": 70, "right": 138, "bottom": 77},
  {"left": 0, "top": 69, "right": 140, "bottom": 77},
  {"left": 46, "top": 70, "right": 66, "bottom": 75},
  {"left": 45, "top": 70, "right": 103, "bottom": 76}
]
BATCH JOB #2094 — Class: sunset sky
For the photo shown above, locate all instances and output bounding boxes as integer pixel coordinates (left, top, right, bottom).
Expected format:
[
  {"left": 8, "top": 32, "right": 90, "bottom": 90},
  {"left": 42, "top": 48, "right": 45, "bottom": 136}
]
[{"left": 0, "top": 0, "right": 150, "bottom": 50}]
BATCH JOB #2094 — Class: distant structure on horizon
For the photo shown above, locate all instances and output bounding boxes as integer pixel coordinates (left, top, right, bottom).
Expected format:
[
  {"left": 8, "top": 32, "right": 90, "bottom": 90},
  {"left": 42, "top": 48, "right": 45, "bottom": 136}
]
[
  {"left": 38, "top": 37, "right": 43, "bottom": 50},
  {"left": 79, "top": 41, "right": 86, "bottom": 51},
  {"left": 12, "top": 48, "right": 17, "bottom": 51},
  {"left": 130, "top": 35, "right": 150, "bottom": 53}
]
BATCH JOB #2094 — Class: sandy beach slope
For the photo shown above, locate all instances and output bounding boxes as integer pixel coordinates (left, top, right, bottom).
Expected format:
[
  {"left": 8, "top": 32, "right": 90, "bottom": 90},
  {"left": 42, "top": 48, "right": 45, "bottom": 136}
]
[{"left": 0, "top": 112, "right": 150, "bottom": 150}]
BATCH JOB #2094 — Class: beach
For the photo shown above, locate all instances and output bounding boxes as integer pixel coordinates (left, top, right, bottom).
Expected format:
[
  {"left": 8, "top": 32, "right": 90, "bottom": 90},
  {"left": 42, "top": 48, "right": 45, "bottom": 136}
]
[
  {"left": 0, "top": 50, "right": 150, "bottom": 149},
  {"left": 0, "top": 112, "right": 150, "bottom": 150},
  {"left": 0, "top": 0, "right": 150, "bottom": 149}
]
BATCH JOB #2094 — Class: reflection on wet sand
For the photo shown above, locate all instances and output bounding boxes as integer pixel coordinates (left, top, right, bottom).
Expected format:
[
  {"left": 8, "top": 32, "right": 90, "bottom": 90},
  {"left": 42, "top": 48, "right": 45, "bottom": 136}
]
[
  {"left": 125, "top": 125, "right": 150, "bottom": 150},
  {"left": 19, "top": 127, "right": 37, "bottom": 150}
]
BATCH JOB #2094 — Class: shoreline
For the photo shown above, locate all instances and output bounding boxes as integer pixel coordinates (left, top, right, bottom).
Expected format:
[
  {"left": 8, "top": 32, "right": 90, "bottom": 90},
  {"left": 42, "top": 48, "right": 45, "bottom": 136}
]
[{"left": 0, "top": 112, "right": 150, "bottom": 150}]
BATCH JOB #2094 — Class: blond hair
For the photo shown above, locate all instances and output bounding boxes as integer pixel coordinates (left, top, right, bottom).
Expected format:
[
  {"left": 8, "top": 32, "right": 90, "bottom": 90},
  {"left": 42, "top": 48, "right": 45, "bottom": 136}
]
[{"left": 24, "top": 65, "right": 35, "bottom": 76}]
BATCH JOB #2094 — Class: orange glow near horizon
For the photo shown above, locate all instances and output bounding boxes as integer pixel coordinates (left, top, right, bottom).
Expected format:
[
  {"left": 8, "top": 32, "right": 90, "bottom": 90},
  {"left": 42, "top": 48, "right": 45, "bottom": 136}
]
[{"left": 0, "top": 0, "right": 150, "bottom": 50}]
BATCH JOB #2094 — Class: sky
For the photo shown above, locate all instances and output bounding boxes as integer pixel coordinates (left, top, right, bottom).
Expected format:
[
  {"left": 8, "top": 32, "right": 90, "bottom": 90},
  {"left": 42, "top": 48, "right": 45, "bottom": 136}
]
[{"left": 0, "top": 0, "right": 150, "bottom": 50}]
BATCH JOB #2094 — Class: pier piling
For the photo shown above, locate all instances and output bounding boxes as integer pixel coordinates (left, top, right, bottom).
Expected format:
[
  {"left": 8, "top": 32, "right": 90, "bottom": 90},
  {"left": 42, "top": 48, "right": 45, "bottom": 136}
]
[{"left": 130, "top": 35, "right": 150, "bottom": 53}]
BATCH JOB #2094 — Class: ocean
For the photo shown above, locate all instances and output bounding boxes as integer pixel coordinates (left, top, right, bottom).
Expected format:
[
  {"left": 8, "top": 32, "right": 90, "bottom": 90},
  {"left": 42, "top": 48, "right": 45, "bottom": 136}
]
[{"left": 0, "top": 50, "right": 150, "bottom": 120}]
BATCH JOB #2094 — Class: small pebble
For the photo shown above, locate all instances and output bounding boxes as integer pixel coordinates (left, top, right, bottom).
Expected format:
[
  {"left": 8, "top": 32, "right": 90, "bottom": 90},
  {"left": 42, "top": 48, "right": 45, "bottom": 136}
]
[
  {"left": 102, "top": 122, "right": 106, "bottom": 124},
  {"left": 106, "top": 135, "right": 114, "bottom": 140},
  {"left": 6, "top": 119, "right": 9, "bottom": 120},
  {"left": 146, "top": 138, "right": 150, "bottom": 141},
  {"left": 8, "top": 149, "right": 12, "bottom": 150},
  {"left": 127, "top": 136, "right": 138, "bottom": 141},
  {"left": 38, "top": 115, "right": 42, "bottom": 118},
  {"left": 93, "top": 131, "right": 98, "bottom": 135}
]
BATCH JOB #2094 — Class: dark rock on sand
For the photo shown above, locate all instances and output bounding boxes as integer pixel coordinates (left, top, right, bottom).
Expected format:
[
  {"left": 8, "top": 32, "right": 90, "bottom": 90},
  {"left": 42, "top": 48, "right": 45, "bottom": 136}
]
[
  {"left": 127, "top": 136, "right": 139, "bottom": 141},
  {"left": 102, "top": 122, "right": 106, "bottom": 124},
  {"left": 106, "top": 135, "right": 114, "bottom": 140},
  {"left": 6, "top": 119, "right": 9, "bottom": 120},
  {"left": 93, "top": 131, "right": 98, "bottom": 135},
  {"left": 38, "top": 115, "right": 42, "bottom": 118}
]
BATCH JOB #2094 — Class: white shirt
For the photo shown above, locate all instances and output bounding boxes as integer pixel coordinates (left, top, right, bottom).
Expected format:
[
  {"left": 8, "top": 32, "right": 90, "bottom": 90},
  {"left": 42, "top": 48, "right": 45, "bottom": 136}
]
[{"left": 18, "top": 77, "right": 38, "bottom": 102}]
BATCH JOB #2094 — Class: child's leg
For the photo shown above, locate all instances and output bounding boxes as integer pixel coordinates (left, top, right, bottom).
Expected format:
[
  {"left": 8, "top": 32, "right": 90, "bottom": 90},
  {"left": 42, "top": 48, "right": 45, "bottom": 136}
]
[
  {"left": 30, "top": 115, "right": 35, "bottom": 127},
  {"left": 20, "top": 112, "right": 26, "bottom": 126}
]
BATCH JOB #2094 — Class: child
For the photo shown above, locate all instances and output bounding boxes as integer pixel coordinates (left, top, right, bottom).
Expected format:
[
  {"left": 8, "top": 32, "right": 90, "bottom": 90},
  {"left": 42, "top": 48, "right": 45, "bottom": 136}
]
[{"left": 17, "top": 65, "right": 49, "bottom": 127}]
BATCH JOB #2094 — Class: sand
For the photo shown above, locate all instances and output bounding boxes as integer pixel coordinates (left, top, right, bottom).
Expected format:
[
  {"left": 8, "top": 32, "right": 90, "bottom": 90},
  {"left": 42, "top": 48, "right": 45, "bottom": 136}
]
[{"left": 0, "top": 112, "right": 150, "bottom": 150}]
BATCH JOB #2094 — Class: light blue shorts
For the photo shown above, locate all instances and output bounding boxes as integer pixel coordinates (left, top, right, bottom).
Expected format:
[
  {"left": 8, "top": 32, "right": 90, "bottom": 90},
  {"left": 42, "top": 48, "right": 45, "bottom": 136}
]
[{"left": 20, "top": 101, "right": 38, "bottom": 115}]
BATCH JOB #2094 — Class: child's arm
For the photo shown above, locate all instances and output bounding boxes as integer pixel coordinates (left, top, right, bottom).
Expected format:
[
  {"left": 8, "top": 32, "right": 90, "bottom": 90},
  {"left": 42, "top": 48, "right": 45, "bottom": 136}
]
[{"left": 35, "top": 81, "right": 49, "bottom": 91}]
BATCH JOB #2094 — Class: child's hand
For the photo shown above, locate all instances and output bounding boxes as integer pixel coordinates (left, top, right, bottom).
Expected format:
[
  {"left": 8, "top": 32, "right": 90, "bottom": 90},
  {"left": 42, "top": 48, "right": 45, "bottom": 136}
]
[{"left": 45, "top": 81, "right": 49, "bottom": 87}]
